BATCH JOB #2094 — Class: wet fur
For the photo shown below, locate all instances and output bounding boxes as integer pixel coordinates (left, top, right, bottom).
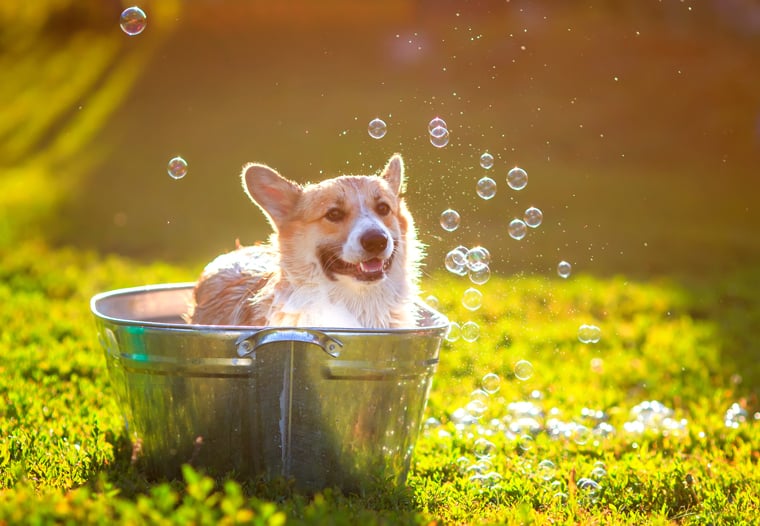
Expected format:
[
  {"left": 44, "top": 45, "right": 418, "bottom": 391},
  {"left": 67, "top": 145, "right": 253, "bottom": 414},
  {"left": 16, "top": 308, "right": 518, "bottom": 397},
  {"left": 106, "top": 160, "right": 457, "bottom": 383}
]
[{"left": 188, "top": 154, "right": 421, "bottom": 328}]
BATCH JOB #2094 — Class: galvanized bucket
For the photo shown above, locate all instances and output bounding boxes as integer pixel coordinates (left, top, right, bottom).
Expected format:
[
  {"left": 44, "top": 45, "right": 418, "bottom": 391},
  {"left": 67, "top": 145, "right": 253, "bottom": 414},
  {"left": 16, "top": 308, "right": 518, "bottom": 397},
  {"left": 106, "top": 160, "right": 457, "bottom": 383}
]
[{"left": 91, "top": 283, "right": 448, "bottom": 493}]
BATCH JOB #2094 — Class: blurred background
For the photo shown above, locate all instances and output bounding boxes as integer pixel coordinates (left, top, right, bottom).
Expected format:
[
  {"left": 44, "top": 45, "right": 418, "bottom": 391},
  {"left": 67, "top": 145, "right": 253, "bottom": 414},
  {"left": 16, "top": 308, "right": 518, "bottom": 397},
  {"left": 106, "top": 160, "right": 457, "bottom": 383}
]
[{"left": 2, "top": 0, "right": 759, "bottom": 280}]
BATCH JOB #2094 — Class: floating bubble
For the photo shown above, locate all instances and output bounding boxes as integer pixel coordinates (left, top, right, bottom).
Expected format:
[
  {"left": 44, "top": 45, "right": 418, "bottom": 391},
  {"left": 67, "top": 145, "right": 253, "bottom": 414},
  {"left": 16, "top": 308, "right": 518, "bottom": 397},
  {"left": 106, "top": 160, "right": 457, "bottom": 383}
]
[
  {"left": 462, "top": 288, "right": 483, "bottom": 311},
  {"left": 514, "top": 360, "right": 534, "bottom": 381},
  {"left": 590, "top": 466, "right": 607, "bottom": 481},
  {"left": 445, "top": 248, "right": 467, "bottom": 276},
  {"left": 481, "top": 373, "right": 501, "bottom": 394},
  {"left": 424, "top": 295, "right": 439, "bottom": 310},
  {"left": 524, "top": 206, "right": 543, "bottom": 228},
  {"left": 517, "top": 434, "right": 534, "bottom": 451},
  {"left": 428, "top": 117, "right": 447, "bottom": 133},
  {"left": 479, "top": 152, "right": 494, "bottom": 169},
  {"left": 439, "top": 209, "right": 461, "bottom": 232},
  {"left": 572, "top": 424, "right": 591, "bottom": 445},
  {"left": 167, "top": 156, "right": 188, "bottom": 180},
  {"left": 508, "top": 219, "right": 527, "bottom": 240},
  {"left": 557, "top": 260, "right": 572, "bottom": 279},
  {"left": 430, "top": 126, "right": 450, "bottom": 148},
  {"left": 476, "top": 176, "right": 497, "bottom": 200},
  {"left": 473, "top": 437, "right": 496, "bottom": 459},
  {"left": 507, "top": 167, "right": 528, "bottom": 190},
  {"left": 468, "top": 265, "right": 491, "bottom": 286},
  {"left": 577, "top": 478, "right": 601, "bottom": 502},
  {"left": 445, "top": 322, "right": 461, "bottom": 342},
  {"left": 578, "top": 324, "right": 601, "bottom": 344},
  {"left": 367, "top": 118, "right": 387, "bottom": 139},
  {"left": 120, "top": 6, "right": 147, "bottom": 36},
  {"left": 461, "top": 321, "right": 480, "bottom": 342},
  {"left": 467, "top": 389, "right": 490, "bottom": 417},
  {"left": 537, "top": 459, "right": 557, "bottom": 481},
  {"left": 466, "top": 246, "right": 491, "bottom": 271}
]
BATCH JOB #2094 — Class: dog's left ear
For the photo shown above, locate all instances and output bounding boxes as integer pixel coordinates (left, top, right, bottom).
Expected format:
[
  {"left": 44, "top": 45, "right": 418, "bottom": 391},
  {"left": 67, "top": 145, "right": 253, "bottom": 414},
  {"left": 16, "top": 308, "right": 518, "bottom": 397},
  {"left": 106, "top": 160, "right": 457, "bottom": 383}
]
[{"left": 381, "top": 153, "right": 405, "bottom": 195}]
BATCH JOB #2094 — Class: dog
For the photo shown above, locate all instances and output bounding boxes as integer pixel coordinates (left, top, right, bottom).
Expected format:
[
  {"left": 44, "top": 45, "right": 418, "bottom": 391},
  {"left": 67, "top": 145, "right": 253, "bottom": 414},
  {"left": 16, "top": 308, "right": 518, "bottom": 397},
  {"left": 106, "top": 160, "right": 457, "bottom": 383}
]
[{"left": 188, "top": 153, "right": 422, "bottom": 329}]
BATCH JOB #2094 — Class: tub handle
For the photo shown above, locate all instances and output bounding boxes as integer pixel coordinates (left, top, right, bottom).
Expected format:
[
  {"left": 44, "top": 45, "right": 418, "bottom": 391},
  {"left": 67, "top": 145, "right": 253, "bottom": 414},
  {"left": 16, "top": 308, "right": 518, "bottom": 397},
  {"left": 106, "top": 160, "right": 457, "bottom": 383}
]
[{"left": 235, "top": 329, "right": 344, "bottom": 358}]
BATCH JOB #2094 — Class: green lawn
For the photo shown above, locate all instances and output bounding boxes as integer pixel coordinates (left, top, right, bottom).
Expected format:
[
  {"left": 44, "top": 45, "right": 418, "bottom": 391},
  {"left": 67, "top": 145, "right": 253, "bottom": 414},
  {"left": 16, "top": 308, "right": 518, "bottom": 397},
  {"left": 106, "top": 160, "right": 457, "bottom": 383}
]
[{"left": 1, "top": 240, "right": 758, "bottom": 525}]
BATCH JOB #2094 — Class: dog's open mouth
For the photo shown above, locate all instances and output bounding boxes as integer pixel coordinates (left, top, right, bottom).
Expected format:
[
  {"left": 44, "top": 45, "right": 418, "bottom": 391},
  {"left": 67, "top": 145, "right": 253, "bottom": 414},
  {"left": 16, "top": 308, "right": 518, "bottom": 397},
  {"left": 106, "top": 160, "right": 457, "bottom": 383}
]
[{"left": 319, "top": 249, "right": 393, "bottom": 282}]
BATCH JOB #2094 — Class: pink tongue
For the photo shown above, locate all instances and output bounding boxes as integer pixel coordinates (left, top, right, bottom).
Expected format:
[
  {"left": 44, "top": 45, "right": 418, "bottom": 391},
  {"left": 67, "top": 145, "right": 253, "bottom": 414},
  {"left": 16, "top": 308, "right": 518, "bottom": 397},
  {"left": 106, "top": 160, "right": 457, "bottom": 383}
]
[{"left": 358, "top": 258, "right": 384, "bottom": 273}]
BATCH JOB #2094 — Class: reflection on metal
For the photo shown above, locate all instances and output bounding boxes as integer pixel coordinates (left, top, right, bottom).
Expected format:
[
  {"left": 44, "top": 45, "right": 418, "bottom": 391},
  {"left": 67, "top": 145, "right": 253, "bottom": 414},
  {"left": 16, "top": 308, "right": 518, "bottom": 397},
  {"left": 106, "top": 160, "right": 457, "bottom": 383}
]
[{"left": 91, "top": 283, "right": 448, "bottom": 493}]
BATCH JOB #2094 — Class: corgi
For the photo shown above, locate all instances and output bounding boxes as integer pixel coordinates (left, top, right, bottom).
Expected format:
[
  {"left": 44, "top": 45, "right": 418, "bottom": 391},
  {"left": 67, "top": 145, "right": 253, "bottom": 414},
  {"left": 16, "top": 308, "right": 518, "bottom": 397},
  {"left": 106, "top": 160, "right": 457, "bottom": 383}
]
[{"left": 188, "top": 153, "right": 422, "bottom": 329}]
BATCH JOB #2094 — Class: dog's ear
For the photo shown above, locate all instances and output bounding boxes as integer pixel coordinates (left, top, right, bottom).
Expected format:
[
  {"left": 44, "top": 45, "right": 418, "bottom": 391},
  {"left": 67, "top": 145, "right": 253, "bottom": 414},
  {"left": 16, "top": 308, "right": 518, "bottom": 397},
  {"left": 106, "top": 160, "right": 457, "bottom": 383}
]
[
  {"left": 381, "top": 153, "right": 405, "bottom": 195},
  {"left": 242, "top": 163, "right": 302, "bottom": 228}
]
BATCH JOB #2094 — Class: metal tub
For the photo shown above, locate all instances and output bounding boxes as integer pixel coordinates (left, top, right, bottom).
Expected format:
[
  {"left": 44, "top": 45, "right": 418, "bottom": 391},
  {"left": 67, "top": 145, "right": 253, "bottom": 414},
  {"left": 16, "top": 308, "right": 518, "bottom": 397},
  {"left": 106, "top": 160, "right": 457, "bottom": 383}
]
[{"left": 91, "top": 283, "right": 448, "bottom": 492}]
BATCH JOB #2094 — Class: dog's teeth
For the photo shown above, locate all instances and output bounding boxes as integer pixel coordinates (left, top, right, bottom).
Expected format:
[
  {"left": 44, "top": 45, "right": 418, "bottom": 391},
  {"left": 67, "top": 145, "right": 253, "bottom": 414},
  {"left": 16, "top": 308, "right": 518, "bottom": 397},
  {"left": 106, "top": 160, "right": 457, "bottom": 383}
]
[{"left": 359, "top": 259, "right": 384, "bottom": 273}]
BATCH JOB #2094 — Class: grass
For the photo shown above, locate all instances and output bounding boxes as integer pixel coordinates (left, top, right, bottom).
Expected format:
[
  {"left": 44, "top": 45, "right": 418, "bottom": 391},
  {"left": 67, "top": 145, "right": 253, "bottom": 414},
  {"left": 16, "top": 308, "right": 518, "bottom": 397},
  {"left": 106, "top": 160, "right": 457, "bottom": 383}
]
[{"left": 1, "top": 240, "right": 758, "bottom": 525}]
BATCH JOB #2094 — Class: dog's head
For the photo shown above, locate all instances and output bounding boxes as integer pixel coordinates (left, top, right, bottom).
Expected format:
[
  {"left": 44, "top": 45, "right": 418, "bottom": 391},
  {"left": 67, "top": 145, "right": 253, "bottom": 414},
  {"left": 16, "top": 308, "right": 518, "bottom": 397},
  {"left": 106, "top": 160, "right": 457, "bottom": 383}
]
[{"left": 242, "top": 154, "right": 417, "bottom": 288}]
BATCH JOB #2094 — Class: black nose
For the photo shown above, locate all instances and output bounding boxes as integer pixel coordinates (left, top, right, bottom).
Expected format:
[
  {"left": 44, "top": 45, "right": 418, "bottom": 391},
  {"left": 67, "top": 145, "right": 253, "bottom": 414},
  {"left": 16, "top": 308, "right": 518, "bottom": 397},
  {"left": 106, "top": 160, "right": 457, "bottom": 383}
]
[{"left": 360, "top": 229, "right": 388, "bottom": 254}]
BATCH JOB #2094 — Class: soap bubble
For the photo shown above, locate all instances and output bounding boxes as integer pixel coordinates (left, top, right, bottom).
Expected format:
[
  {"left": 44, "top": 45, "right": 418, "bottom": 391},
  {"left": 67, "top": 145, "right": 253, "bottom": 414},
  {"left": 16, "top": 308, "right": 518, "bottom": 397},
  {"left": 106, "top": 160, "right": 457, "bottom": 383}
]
[
  {"left": 508, "top": 219, "right": 527, "bottom": 240},
  {"left": 524, "top": 206, "right": 543, "bottom": 228},
  {"left": 428, "top": 117, "right": 447, "bottom": 133},
  {"left": 473, "top": 438, "right": 496, "bottom": 459},
  {"left": 481, "top": 373, "right": 501, "bottom": 394},
  {"left": 367, "top": 118, "right": 387, "bottom": 139},
  {"left": 462, "top": 288, "right": 483, "bottom": 311},
  {"left": 440, "top": 209, "right": 461, "bottom": 232},
  {"left": 557, "top": 260, "right": 572, "bottom": 279},
  {"left": 468, "top": 265, "right": 491, "bottom": 285},
  {"left": 507, "top": 167, "right": 528, "bottom": 190},
  {"left": 167, "top": 156, "right": 188, "bottom": 179},
  {"left": 120, "top": 6, "right": 147, "bottom": 36},
  {"left": 461, "top": 321, "right": 480, "bottom": 342},
  {"left": 430, "top": 126, "right": 450, "bottom": 148},
  {"left": 537, "top": 459, "right": 557, "bottom": 481},
  {"left": 571, "top": 424, "right": 591, "bottom": 445},
  {"left": 517, "top": 434, "right": 534, "bottom": 451},
  {"left": 445, "top": 322, "right": 461, "bottom": 342},
  {"left": 424, "top": 295, "right": 439, "bottom": 309},
  {"left": 466, "top": 246, "right": 491, "bottom": 270},
  {"left": 445, "top": 248, "right": 467, "bottom": 275},
  {"left": 479, "top": 152, "right": 494, "bottom": 169},
  {"left": 578, "top": 324, "right": 601, "bottom": 344},
  {"left": 514, "top": 360, "right": 534, "bottom": 380},
  {"left": 476, "top": 176, "right": 497, "bottom": 200}
]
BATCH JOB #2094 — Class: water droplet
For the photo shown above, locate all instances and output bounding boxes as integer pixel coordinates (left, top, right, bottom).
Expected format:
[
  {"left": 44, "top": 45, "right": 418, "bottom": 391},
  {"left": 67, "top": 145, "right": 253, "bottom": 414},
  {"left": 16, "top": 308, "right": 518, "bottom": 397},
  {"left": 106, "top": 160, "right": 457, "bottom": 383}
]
[
  {"left": 476, "top": 176, "right": 497, "bottom": 200},
  {"left": 481, "top": 373, "right": 501, "bottom": 394},
  {"left": 578, "top": 324, "right": 601, "bottom": 344},
  {"left": 479, "top": 152, "right": 494, "bottom": 169},
  {"left": 514, "top": 360, "right": 534, "bottom": 380},
  {"left": 167, "top": 156, "right": 188, "bottom": 180},
  {"left": 507, "top": 167, "right": 528, "bottom": 190},
  {"left": 508, "top": 219, "right": 527, "bottom": 240},
  {"left": 468, "top": 265, "right": 491, "bottom": 285},
  {"left": 429, "top": 126, "right": 450, "bottom": 148},
  {"left": 466, "top": 246, "right": 491, "bottom": 270},
  {"left": 428, "top": 117, "right": 447, "bottom": 133},
  {"left": 440, "top": 209, "right": 461, "bottom": 232},
  {"left": 367, "top": 118, "right": 387, "bottom": 139},
  {"left": 461, "top": 321, "right": 480, "bottom": 342},
  {"left": 445, "top": 247, "right": 467, "bottom": 275},
  {"left": 462, "top": 288, "right": 483, "bottom": 311},
  {"left": 557, "top": 260, "right": 572, "bottom": 279},
  {"left": 445, "top": 322, "right": 461, "bottom": 342},
  {"left": 524, "top": 206, "right": 543, "bottom": 228},
  {"left": 120, "top": 6, "right": 147, "bottom": 36}
]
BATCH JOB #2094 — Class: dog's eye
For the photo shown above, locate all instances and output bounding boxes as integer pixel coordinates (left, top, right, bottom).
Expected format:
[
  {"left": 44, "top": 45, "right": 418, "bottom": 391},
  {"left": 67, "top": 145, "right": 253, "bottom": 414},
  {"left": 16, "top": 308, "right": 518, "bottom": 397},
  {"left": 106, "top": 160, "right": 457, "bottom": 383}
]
[
  {"left": 325, "top": 208, "right": 345, "bottom": 222},
  {"left": 376, "top": 203, "right": 391, "bottom": 216}
]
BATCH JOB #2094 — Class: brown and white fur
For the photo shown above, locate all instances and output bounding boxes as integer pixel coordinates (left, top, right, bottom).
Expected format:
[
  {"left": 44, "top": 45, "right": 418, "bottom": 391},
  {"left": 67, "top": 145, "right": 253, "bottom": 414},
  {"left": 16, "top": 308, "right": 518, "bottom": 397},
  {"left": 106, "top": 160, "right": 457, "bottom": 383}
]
[{"left": 188, "top": 153, "right": 421, "bottom": 328}]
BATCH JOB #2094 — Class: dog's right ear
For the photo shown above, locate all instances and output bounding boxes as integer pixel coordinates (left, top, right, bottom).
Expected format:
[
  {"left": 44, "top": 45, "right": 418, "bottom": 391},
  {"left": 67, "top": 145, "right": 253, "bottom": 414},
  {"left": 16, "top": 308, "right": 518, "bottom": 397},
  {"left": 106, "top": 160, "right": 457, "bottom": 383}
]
[{"left": 242, "top": 163, "right": 302, "bottom": 228}]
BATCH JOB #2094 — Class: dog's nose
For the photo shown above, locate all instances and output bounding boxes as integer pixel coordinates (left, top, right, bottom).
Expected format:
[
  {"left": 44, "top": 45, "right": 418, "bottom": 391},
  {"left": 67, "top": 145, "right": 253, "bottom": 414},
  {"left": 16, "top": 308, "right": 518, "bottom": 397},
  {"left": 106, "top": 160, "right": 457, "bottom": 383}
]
[{"left": 360, "top": 229, "right": 388, "bottom": 254}]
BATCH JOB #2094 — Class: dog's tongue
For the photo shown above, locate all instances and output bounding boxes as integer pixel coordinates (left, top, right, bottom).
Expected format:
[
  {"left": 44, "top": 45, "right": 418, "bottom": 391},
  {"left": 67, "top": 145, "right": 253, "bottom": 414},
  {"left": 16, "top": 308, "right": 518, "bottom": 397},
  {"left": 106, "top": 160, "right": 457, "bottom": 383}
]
[{"left": 358, "top": 258, "right": 384, "bottom": 274}]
